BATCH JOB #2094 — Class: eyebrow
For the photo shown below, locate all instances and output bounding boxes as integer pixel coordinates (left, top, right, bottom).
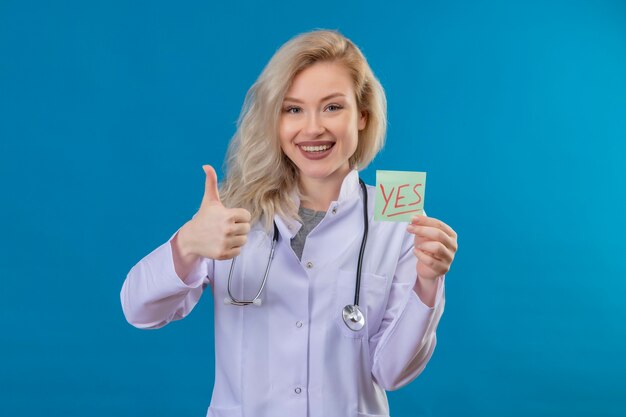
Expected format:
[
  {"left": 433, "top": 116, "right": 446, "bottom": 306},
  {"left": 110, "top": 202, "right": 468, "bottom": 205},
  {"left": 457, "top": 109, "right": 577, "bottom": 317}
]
[{"left": 283, "top": 93, "right": 346, "bottom": 104}]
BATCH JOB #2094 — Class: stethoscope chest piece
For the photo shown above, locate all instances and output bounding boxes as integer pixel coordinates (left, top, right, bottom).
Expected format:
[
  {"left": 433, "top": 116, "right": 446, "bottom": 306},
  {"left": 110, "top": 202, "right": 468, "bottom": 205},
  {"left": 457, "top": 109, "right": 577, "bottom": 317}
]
[{"left": 342, "top": 304, "right": 365, "bottom": 331}]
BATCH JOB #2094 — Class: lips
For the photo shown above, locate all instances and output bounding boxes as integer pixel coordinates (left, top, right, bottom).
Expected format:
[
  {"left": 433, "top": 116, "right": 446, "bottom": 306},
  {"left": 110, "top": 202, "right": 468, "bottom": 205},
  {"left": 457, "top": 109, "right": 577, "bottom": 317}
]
[{"left": 296, "top": 141, "right": 335, "bottom": 147}]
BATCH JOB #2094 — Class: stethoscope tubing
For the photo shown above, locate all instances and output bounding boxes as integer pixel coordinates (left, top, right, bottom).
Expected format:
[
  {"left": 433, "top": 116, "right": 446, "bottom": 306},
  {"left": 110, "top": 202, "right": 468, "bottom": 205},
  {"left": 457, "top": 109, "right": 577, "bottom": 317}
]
[
  {"left": 225, "top": 178, "right": 369, "bottom": 330},
  {"left": 225, "top": 222, "right": 279, "bottom": 306},
  {"left": 354, "top": 178, "right": 368, "bottom": 306}
]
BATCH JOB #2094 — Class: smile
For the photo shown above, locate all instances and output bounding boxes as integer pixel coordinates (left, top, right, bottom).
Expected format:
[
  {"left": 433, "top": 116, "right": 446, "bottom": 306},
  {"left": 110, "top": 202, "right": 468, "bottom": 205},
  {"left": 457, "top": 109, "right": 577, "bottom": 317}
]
[
  {"left": 300, "top": 144, "right": 333, "bottom": 152},
  {"left": 296, "top": 142, "right": 335, "bottom": 160}
]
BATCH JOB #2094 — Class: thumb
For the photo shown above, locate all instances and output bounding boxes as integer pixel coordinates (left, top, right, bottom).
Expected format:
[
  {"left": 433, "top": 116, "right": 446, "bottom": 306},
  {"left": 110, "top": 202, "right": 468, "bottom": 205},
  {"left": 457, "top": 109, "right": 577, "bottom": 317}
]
[{"left": 201, "top": 165, "right": 222, "bottom": 207}]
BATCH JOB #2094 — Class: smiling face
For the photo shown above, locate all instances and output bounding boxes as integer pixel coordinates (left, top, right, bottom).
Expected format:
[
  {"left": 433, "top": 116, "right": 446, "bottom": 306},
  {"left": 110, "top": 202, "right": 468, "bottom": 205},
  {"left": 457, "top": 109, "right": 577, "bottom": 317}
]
[{"left": 279, "top": 61, "right": 367, "bottom": 191}]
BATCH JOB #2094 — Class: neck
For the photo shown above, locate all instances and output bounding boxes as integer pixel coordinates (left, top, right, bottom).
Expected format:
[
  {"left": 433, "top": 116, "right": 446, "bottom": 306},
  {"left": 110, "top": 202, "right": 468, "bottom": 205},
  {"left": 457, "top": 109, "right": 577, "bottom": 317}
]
[{"left": 299, "top": 167, "right": 352, "bottom": 211}]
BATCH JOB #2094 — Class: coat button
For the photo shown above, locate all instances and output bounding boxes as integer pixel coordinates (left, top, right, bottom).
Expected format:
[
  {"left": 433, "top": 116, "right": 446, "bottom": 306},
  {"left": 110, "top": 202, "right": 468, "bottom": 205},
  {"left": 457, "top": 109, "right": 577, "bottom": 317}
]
[
  {"left": 331, "top": 206, "right": 337, "bottom": 214},
  {"left": 295, "top": 387, "right": 302, "bottom": 394},
  {"left": 296, "top": 321, "right": 303, "bottom": 328},
  {"left": 306, "top": 261, "right": 313, "bottom": 269}
]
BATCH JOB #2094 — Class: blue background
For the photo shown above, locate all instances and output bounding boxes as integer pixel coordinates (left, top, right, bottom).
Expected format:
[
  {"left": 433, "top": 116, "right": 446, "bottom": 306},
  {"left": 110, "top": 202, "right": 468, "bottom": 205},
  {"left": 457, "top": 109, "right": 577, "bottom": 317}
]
[{"left": 1, "top": 1, "right": 625, "bottom": 416}]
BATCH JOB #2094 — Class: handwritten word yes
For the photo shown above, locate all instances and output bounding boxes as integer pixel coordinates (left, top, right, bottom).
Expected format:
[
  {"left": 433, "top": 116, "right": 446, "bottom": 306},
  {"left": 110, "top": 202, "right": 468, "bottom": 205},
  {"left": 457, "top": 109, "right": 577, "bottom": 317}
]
[{"left": 379, "top": 183, "right": 424, "bottom": 218}]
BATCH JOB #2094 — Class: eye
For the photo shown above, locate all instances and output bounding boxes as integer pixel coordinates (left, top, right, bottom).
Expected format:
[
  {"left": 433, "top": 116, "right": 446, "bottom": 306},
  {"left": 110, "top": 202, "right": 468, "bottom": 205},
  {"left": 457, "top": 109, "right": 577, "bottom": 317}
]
[
  {"left": 326, "top": 104, "right": 343, "bottom": 112},
  {"left": 284, "top": 106, "right": 301, "bottom": 114}
]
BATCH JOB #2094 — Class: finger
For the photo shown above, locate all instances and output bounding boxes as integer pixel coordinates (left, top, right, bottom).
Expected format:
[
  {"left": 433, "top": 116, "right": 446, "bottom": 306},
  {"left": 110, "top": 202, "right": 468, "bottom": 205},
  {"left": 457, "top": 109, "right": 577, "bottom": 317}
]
[
  {"left": 201, "top": 165, "right": 222, "bottom": 207},
  {"left": 226, "top": 222, "right": 251, "bottom": 237},
  {"left": 415, "top": 255, "right": 442, "bottom": 280},
  {"left": 414, "top": 247, "right": 449, "bottom": 275},
  {"left": 407, "top": 224, "right": 456, "bottom": 251},
  {"left": 411, "top": 215, "right": 457, "bottom": 239},
  {"left": 214, "top": 247, "right": 241, "bottom": 261},
  {"left": 227, "top": 208, "right": 252, "bottom": 224},
  {"left": 226, "top": 234, "right": 248, "bottom": 249},
  {"left": 416, "top": 240, "right": 453, "bottom": 264}
]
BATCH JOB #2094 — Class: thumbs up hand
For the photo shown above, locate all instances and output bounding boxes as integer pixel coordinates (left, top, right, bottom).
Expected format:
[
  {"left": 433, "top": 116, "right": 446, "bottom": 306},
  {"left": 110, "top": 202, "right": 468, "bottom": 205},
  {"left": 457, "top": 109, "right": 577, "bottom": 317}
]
[{"left": 177, "top": 165, "right": 252, "bottom": 260}]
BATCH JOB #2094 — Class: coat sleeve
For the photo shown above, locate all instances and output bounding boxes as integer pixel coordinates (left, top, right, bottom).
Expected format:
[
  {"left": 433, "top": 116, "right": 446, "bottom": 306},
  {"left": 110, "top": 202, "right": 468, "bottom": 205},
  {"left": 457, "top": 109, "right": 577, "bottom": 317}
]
[
  {"left": 120, "top": 227, "right": 214, "bottom": 329},
  {"left": 369, "top": 227, "right": 446, "bottom": 391}
]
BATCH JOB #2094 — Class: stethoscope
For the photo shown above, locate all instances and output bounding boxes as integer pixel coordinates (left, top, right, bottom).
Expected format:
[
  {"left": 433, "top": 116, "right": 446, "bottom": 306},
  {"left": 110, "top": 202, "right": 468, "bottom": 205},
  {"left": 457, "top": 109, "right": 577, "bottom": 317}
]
[{"left": 224, "top": 178, "right": 369, "bottom": 332}]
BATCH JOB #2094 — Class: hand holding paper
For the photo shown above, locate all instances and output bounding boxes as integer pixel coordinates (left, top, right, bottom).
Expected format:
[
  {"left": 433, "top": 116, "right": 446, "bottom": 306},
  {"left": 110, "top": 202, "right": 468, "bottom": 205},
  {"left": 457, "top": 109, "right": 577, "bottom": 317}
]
[
  {"left": 375, "top": 170, "right": 457, "bottom": 284},
  {"left": 407, "top": 214, "right": 458, "bottom": 282}
]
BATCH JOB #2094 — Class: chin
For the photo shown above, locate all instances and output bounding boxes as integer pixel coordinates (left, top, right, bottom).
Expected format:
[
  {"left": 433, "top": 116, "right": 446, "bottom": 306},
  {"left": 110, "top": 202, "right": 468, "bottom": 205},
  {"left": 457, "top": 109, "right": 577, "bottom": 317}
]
[
  {"left": 298, "top": 165, "right": 346, "bottom": 181},
  {"left": 298, "top": 170, "right": 330, "bottom": 180}
]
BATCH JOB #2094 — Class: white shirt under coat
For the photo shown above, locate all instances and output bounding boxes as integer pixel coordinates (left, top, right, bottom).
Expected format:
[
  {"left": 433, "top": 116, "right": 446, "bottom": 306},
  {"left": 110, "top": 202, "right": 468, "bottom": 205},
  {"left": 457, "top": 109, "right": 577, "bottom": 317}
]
[{"left": 121, "top": 169, "right": 446, "bottom": 417}]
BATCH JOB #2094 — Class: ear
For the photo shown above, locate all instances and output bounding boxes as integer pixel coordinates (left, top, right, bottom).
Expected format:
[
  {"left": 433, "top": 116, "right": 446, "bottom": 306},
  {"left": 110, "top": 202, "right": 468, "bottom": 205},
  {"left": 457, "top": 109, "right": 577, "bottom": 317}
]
[{"left": 358, "top": 109, "right": 368, "bottom": 130}]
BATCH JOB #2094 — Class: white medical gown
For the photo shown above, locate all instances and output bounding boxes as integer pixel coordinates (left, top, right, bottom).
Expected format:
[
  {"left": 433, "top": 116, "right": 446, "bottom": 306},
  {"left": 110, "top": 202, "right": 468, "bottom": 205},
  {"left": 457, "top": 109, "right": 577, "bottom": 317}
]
[{"left": 121, "top": 169, "right": 446, "bottom": 417}]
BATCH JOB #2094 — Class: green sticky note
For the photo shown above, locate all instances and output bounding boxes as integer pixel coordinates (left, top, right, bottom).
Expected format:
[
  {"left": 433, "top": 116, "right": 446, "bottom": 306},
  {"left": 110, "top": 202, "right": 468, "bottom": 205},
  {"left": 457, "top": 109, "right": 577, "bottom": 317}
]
[{"left": 375, "top": 170, "right": 427, "bottom": 222}]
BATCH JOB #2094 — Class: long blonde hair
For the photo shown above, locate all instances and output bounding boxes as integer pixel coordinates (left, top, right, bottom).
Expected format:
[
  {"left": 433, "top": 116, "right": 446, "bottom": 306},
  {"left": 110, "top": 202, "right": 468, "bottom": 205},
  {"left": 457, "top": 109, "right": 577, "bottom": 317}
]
[{"left": 220, "top": 29, "right": 387, "bottom": 230}]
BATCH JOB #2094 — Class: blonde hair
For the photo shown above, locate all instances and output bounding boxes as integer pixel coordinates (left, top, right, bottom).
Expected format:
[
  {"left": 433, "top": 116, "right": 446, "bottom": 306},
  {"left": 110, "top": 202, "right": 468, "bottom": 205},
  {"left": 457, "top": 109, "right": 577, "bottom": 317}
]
[{"left": 220, "top": 29, "right": 387, "bottom": 230}]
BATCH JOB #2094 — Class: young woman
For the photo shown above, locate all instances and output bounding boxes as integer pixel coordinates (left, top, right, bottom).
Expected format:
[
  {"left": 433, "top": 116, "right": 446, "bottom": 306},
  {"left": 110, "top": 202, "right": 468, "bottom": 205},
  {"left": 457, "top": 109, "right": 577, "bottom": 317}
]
[{"left": 121, "top": 29, "right": 457, "bottom": 417}]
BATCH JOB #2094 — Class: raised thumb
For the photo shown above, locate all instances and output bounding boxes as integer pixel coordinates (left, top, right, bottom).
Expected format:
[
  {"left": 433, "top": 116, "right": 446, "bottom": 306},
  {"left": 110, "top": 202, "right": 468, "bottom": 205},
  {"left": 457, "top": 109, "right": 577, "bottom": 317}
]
[{"left": 201, "top": 165, "right": 222, "bottom": 207}]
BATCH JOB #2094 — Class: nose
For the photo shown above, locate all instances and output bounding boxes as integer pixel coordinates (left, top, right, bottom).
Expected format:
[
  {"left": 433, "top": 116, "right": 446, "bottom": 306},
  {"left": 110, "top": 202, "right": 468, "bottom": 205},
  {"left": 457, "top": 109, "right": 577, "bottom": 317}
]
[{"left": 303, "top": 112, "right": 325, "bottom": 137}]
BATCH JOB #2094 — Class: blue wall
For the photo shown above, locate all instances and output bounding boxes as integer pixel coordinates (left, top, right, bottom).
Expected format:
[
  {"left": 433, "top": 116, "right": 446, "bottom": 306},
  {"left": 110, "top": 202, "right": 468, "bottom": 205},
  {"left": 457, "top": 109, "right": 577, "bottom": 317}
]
[{"left": 1, "top": 1, "right": 625, "bottom": 416}]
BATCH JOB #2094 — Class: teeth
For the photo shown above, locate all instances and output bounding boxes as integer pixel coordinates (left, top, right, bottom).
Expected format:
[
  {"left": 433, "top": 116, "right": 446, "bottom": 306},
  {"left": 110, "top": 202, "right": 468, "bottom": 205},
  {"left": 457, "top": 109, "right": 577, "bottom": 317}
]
[{"left": 301, "top": 144, "right": 331, "bottom": 152}]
